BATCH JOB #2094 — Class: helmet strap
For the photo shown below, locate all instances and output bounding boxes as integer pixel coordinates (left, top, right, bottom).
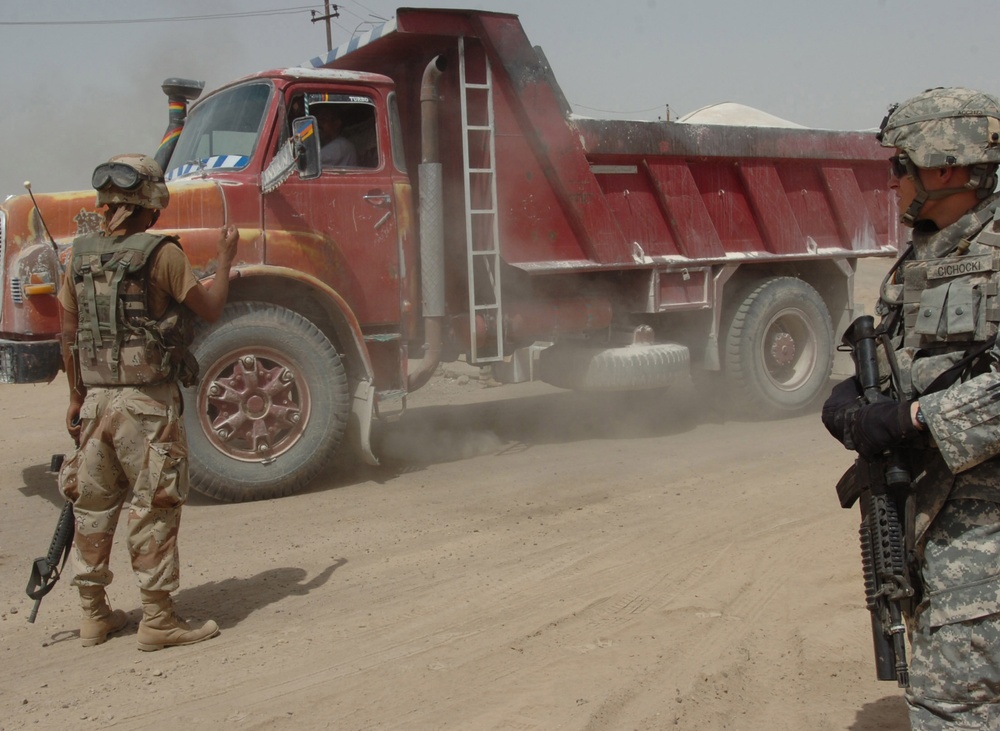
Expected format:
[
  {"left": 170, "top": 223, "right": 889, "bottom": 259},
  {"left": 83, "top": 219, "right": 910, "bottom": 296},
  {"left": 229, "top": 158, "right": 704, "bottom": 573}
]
[
  {"left": 968, "top": 163, "right": 998, "bottom": 200},
  {"left": 901, "top": 189, "right": 928, "bottom": 227},
  {"left": 900, "top": 157, "right": 930, "bottom": 227},
  {"left": 899, "top": 160, "right": 997, "bottom": 226}
]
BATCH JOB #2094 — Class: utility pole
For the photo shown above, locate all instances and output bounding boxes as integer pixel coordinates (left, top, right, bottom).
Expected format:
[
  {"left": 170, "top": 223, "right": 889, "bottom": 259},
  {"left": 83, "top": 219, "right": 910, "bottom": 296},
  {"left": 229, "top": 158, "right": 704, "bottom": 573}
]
[{"left": 311, "top": 2, "right": 340, "bottom": 53}]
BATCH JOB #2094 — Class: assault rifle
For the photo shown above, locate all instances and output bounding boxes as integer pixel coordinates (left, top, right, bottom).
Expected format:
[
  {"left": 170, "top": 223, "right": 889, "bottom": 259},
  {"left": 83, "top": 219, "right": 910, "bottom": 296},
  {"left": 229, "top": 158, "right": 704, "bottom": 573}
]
[
  {"left": 837, "top": 315, "right": 914, "bottom": 687},
  {"left": 25, "top": 501, "right": 75, "bottom": 623}
]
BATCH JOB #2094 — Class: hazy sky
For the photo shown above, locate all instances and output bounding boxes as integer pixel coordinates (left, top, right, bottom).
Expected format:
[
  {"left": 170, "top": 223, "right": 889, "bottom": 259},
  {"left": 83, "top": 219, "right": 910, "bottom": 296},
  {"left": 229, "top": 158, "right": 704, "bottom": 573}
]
[{"left": 1, "top": 0, "right": 995, "bottom": 198}]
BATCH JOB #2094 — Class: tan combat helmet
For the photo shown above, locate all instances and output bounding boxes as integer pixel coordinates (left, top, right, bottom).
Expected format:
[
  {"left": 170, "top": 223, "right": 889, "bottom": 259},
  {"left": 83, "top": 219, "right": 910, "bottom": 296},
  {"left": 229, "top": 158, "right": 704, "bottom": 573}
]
[
  {"left": 878, "top": 87, "right": 1000, "bottom": 225},
  {"left": 92, "top": 153, "right": 170, "bottom": 211}
]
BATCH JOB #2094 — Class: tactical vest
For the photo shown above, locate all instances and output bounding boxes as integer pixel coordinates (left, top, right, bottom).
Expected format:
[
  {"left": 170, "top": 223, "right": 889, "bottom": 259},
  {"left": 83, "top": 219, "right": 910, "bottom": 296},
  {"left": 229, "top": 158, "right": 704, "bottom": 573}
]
[
  {"left": 70, "top": 232, "right": 197, "bottom": 387},
  {"left": 901, "top": 245, "right": 1000, "bottom": 349},
  {"left": 881, "top": 204, "right": 1000, "bottom": 395}
]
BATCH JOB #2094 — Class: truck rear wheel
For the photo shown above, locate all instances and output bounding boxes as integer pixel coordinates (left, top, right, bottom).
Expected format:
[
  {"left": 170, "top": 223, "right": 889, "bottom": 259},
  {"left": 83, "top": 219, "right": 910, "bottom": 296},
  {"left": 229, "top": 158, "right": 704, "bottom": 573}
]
[
  {"left": 183, "top": 302, "right": 349, "bottom": 502},
  {"left": 724, "top": 277, "right": 833, "bottom": 417}
]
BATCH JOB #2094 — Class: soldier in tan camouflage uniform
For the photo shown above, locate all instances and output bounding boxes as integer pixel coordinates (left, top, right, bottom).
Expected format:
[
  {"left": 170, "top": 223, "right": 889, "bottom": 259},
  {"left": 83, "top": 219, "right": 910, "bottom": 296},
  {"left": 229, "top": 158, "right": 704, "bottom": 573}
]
[
  {"left": 57, "top": 153, "right": 239, "bottom": 650},
  {"left": 823, "top": 88, "right": 1000, "bottom": 729}
]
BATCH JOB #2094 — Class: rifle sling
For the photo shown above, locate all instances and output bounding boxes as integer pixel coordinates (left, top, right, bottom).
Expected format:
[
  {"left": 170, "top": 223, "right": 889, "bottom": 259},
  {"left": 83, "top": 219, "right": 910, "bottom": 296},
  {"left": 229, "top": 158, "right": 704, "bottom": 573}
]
[{"left": 921, "top": 335, "right": 997, "bottom": 396}]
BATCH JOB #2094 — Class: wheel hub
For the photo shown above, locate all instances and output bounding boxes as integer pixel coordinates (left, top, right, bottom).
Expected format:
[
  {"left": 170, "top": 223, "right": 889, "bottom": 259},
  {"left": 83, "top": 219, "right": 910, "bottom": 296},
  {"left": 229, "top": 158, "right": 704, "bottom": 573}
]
[
  {"left": 201, "top": 351, "right": 306, "bottom": 463},
  {"left": 769, "top": 332, "right": 796, "bottom": 367},
  {"left": 246, "top": 394, "right": 267, "bottom": 418}
]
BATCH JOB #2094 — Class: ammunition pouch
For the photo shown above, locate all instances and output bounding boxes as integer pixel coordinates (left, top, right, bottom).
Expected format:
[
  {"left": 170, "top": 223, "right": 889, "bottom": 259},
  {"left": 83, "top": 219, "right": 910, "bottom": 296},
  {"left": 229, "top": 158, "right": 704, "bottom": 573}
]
[{"left": 153, "top": 303, "right": 199, "bottom": 387}]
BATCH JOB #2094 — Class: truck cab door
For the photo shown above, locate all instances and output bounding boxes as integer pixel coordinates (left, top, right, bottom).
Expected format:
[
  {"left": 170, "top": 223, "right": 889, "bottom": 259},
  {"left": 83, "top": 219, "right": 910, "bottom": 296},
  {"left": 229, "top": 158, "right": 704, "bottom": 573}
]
[{"left": 261, "top": 91, "right": 403, "bottom": 329}]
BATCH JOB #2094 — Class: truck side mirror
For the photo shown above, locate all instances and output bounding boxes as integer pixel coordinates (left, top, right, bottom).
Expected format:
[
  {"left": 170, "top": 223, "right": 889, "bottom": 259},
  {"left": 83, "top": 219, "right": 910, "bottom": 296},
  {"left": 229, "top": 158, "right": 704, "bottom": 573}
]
[
  {"left": 261, "top": 116, "right": 322, "bottom": 194},
  {"left": 292, "top": 116, "right": 321, "bottom": 180}
]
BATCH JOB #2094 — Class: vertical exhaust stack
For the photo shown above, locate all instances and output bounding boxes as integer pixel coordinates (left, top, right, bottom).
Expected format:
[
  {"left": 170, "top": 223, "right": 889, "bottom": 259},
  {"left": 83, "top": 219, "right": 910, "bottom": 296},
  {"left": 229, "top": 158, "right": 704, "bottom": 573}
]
[
  {"left": 408, "top": 55, "right": 449, "bottom": 392},
  {"left": 154, "top": 78, "right": 205, "bottom": 171}
]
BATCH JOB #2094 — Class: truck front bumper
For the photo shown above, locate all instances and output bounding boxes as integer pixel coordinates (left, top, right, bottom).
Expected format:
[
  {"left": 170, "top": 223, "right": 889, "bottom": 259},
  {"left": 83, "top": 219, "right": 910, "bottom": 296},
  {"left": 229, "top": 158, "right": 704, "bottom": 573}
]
[{"left": 0, "top": 338, "right": 61, "bottom": 384}]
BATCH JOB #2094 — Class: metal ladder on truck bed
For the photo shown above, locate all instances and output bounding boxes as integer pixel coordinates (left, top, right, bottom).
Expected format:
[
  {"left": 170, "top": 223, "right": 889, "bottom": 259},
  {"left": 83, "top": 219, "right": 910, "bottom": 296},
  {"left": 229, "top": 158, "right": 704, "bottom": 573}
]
[{"left": 459, "top": 36, "right": 504, "bottom": 364}]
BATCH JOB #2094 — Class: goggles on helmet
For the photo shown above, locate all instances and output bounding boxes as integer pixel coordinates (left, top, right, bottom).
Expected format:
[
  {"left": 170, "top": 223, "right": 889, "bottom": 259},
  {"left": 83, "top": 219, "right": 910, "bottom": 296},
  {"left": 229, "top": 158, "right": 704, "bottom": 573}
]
[{"left": 92, "top": 162, "right": 163, "bottom": 192}]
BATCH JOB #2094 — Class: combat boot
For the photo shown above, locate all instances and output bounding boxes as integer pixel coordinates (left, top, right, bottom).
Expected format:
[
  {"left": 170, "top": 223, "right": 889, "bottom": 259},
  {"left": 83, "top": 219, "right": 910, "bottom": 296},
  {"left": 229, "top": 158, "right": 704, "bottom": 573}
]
[
  {"left": 137, "top": 590, "right": 219, "bottom": 652},
  {"left": 79, "top": 585, "right": 128, "bottom": 647}
]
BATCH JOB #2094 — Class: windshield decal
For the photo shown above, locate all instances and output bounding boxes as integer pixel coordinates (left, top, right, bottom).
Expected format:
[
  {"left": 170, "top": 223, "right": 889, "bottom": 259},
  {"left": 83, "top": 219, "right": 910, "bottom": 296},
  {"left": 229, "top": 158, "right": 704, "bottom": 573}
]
[
  {"left": 305, "top": 92, "right": 374, "bottom": 106},
  {"left": 166, "top": 154, "right": 250, "bottom": 181}
]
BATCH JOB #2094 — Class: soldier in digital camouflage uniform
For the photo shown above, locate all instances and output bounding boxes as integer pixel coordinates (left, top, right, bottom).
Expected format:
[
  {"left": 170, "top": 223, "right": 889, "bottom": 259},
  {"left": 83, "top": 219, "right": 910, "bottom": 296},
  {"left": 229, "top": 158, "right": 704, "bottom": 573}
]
[
  {"left": 57, "top": 153, "right": 239, "bottom": 650},
  {"left": 823, "top": 88, "right": 1000, "bottom": 729}
]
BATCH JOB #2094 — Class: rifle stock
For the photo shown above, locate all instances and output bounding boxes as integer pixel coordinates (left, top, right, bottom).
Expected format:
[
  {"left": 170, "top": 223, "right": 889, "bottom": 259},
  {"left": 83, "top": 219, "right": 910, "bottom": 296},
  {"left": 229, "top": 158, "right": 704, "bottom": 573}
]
[
  {"left": 841, "top": 315, "right": 913, "bottom": 687},
  {"left": 25, "top": 501, "right": 75, "bottom": 624}
]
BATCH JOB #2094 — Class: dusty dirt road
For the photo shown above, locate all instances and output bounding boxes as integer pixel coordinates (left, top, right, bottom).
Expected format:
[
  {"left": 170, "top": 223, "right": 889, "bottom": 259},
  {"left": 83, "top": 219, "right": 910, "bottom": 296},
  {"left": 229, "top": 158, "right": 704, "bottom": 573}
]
[{"left": 0, "top": 259, "right": 911, "bottom": 731}]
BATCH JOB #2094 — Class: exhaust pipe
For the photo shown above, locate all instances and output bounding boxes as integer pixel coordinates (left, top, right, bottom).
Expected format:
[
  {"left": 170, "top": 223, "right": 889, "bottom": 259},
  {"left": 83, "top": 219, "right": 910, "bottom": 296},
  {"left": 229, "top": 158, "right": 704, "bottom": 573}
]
[
  {"left": 408, "top": 55, "right": 449, "bottom": 392},
  {"left": 154, "top": 78, "right": 205, "bottom": 171}
]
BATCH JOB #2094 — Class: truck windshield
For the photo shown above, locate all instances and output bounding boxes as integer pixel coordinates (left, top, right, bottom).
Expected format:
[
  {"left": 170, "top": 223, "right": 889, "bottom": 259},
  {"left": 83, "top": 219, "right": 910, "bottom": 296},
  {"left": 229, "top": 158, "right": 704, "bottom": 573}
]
[{"left": 166, "top": 81, "right": 273, "bottom": 180}]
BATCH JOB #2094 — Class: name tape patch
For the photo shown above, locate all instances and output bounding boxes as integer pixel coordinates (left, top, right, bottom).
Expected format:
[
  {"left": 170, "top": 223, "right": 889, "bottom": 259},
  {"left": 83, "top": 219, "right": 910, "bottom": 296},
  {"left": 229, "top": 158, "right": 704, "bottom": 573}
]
[{"left": 926, "top": 255, "right": 994, "bottom": 280}]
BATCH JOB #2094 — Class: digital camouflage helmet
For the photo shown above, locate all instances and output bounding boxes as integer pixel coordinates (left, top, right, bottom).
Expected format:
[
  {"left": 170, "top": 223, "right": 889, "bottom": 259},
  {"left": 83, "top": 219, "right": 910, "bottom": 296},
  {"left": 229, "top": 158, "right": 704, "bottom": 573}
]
[{"left": 878, "top": 87, "right": 1000, "bottom": 225}]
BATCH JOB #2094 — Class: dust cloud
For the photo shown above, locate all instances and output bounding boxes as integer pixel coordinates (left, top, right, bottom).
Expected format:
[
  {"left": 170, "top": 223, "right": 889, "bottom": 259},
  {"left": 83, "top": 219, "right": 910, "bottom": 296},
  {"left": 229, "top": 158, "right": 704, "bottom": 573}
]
[{"left": 2, "top": 14, "right": 291, "bottom": 200}]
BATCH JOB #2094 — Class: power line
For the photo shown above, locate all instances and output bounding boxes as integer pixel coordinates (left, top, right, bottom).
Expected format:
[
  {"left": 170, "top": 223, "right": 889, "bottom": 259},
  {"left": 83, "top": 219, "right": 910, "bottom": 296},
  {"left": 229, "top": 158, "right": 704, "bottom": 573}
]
[
  {"left": 0, "top": 5, "right": 319, "bottom": 26},
  {"left": 574, "top": 103, "right": 669, "bottom": 115},
  {"left": 337, "top": 2, "right": 388, "bottom": 23}
]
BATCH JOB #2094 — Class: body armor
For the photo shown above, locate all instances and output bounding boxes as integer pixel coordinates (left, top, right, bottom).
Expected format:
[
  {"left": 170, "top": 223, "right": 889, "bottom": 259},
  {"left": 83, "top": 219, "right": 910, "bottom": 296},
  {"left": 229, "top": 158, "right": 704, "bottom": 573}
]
[
  {"left": 70, "top": 232, "right": 196, "bottom": 387},
  {"left": 880, "top": 201, "right": 1000, "bottom": 397}
]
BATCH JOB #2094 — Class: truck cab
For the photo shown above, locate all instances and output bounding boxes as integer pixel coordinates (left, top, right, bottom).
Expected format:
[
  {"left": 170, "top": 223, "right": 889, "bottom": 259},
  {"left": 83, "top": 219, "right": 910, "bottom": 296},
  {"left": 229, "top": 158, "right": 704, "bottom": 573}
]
[
  {"left": 0, "top": 67, "right": 417, "bottom": 501},
  {"left": 165, "top": 67, "right": 416, "bottom": 388}
]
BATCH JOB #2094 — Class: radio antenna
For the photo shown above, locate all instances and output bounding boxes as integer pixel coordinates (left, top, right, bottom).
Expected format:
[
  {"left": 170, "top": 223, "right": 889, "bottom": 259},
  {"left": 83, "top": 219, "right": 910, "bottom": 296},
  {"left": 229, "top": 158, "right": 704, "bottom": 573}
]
[{"left": 23, "top": 181, "right": 59, "bottom": 252}]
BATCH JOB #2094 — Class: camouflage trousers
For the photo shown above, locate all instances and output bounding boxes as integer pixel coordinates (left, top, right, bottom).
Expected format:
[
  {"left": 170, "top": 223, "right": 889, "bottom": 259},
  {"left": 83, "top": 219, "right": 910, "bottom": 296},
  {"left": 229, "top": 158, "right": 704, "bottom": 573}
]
[
  {"left": 58, "top": 383, "right": 189, "bottom": 593},
  {"left": 907, "top": 498, "right": 1000, "bottom": 730}
]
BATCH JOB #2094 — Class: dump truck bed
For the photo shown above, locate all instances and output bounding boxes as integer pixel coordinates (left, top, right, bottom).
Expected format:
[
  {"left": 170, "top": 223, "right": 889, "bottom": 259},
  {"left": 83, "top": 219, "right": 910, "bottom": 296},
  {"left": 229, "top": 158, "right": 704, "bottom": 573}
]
[{"left": 315, "top": 7, "right": 897, "bottom": 272}]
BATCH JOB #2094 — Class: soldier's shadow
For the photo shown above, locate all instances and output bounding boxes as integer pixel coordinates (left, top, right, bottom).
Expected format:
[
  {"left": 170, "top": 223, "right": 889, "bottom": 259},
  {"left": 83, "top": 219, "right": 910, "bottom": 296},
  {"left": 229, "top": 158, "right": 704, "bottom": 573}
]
[
  {"left": 849, "top": 695, "right": 909, "bottom": 730},
  {"left": 42, "top": 562, "right": 347, "bottom": 646},
  {"left": 171, "top": 560, "right": 347, "bottom": 629}
]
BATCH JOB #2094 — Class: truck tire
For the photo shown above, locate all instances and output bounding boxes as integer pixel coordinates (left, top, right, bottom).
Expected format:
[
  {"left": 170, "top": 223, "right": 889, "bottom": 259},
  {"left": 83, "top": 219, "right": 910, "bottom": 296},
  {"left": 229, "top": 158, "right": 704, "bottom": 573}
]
[
  {"left": 723, "top": 277, "right": 833, "bottom": 417},
  {"left": 183, "top": 302, "right": 350, "bottom": 502},
  {"left": 538, "top": 342, "right": 690, "bottom": 391}
]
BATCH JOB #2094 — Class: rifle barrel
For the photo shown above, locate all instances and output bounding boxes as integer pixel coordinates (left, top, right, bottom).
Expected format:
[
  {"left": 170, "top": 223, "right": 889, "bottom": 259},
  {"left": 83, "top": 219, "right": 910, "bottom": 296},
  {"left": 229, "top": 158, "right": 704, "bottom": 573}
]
[{"left": 27, "top": 598, "right": 41, "bottom": 624}]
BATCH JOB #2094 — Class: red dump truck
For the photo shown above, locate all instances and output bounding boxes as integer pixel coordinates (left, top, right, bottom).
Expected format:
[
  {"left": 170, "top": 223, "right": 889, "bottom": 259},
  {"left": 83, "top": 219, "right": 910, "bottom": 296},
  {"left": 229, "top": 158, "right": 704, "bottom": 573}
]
[{"left": 0, "top": 8, "right": 899, "bottom": 501}]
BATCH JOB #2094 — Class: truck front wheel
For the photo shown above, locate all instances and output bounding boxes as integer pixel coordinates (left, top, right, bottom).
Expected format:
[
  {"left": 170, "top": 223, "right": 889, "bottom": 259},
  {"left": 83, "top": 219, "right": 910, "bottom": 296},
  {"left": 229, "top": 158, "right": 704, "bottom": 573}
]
[
  {"left": 183, "top": 302, "right": 350, "bottom": 502},
  {"left": 724, "top": 277, "right": 833, "bottom": 417}
]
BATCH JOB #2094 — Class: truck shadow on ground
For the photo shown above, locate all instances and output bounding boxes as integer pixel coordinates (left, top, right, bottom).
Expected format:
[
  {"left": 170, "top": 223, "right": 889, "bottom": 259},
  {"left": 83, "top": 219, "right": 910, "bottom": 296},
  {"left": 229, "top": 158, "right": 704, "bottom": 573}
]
[
  {"left": 367, "top": 383, "right": 772, "bottom": 472},
  {"left": 371, "top": 388, "right": 703, "bottom": 470}
]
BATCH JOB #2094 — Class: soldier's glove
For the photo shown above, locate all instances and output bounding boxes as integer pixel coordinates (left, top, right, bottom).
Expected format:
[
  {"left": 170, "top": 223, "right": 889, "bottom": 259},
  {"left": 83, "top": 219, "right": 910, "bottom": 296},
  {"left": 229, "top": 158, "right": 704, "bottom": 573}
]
[
  {"left": 849, "top": 400, "right": 919, "bottom": 459},
  {"left": 821, "top": 377, "right": 863, "bottom": 448}
]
